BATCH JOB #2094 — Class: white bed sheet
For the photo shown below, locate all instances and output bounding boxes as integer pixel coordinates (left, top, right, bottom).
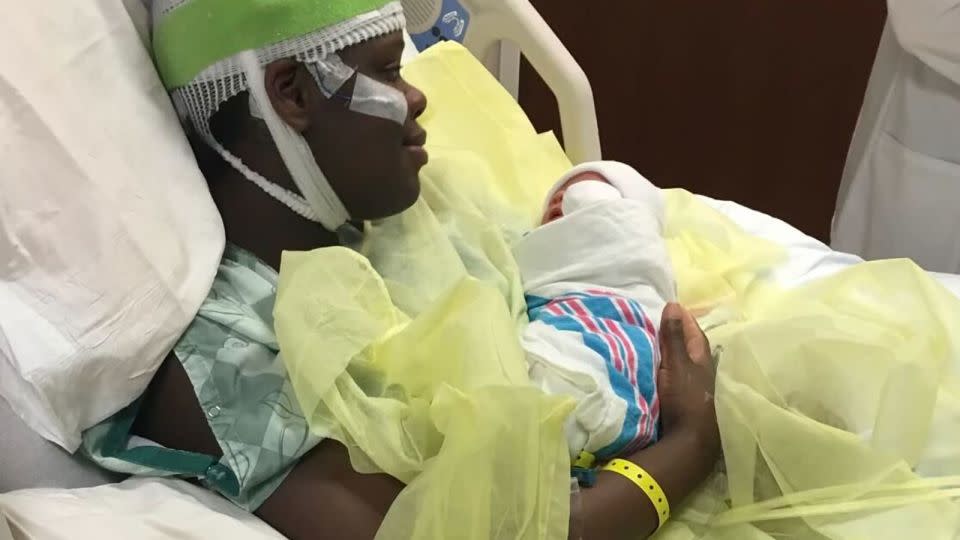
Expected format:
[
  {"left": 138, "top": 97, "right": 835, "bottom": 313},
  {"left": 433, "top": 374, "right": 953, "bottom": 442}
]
[{"left": 702, "top": 196, "right": 960, "bottom": 298}]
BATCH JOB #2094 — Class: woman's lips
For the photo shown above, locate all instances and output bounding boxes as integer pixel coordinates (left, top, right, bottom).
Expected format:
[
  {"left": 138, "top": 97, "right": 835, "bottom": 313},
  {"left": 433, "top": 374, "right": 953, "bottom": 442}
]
[
  {"left": 403, "top": 129, "right": 427, "bottom": 147},
  {"left": 406, "top": 145, "right": 429, "bottom": 167},
  {"left": 403, "top": 129, "right": 428, "bottom": 167}
]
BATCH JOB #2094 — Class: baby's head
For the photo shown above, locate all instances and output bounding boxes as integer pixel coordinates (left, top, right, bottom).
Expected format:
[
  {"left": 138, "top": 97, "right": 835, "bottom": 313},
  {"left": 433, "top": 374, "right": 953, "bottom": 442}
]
[{"left": 541, "top": 171, "right": 623, "bottom": 225}]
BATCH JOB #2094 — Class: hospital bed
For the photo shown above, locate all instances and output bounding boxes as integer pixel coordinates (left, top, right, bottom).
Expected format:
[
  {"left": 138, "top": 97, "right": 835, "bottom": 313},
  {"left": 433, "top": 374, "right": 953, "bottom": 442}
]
[{"left": 2, "top": 0, "right": 960, "bottom": 537}]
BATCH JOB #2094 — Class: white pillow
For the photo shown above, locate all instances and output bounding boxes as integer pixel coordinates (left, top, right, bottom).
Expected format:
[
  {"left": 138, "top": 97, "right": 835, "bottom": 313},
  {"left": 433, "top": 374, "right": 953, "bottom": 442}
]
[
  {"left": 0, "top": 479, "right": 283, "bottom": 540},
  {"left": 0, "top": 0, "right": 224, "bottom": 450}
]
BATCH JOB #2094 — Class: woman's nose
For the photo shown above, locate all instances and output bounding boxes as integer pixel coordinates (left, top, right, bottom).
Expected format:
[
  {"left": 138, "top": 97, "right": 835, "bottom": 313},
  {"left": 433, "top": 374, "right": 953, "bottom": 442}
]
[{"left": 405, "top": 82, "right": 427, "bottom": 120}]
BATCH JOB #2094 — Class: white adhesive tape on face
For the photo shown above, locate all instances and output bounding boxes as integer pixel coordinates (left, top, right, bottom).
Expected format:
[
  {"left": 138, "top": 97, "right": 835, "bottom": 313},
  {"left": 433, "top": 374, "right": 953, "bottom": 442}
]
[
  {"left": 309, "top": 54, "right": 355, "bottom": 98},
  {"left": 351, "top": 73, "right": 408, "bottom": 125},
  {"left": 309, "top": 54, "right": 408, "bottom": 125}
]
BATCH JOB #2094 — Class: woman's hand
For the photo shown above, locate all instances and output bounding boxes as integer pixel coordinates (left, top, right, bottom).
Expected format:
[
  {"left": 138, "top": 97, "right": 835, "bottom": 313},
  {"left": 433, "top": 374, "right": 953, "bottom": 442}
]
[
  {"left": 657, "top": 302, "right": 720, "bottom": 455},
  {"left": 576, "top": 303, "right": 720, "bottom": 540}
]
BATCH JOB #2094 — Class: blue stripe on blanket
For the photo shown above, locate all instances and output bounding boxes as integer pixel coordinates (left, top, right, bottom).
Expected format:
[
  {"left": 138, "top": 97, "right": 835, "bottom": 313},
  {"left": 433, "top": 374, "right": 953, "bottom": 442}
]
[{"left": 527, "top": 293, "right": 660, "bottom": 460}]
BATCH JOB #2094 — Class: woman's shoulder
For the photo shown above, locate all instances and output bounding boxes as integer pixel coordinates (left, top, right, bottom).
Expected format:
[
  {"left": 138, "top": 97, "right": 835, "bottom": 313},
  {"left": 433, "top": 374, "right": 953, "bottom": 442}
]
[
  {"left": 181, "top": 243, "right": 280, "bottom": 353},
  {"left": 216, "top": 243, "right": 279, "bottom": 292}
]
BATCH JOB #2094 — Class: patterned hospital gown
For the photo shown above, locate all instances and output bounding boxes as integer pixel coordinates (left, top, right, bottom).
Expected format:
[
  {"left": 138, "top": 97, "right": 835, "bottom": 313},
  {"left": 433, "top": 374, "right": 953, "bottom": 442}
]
[{"left": 82, "top": 245, "right": 320, "bottom": 510}]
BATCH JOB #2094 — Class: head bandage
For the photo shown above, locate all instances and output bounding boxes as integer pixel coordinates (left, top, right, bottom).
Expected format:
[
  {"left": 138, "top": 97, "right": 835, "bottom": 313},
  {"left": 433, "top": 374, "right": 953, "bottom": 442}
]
[{"left": 152, "top": 0, "right": 407, "bottom": 231}]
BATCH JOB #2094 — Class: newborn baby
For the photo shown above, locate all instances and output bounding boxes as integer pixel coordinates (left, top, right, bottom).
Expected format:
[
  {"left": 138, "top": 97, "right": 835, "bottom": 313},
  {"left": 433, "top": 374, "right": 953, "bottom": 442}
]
[{"left": 514, "top": 161, "right": 675, "bottom": 465}]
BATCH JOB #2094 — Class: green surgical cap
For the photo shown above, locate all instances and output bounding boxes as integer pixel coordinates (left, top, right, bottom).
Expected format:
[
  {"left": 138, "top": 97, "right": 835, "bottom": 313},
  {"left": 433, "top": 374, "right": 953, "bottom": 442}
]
[{"left": 154, "top": 0, "right": 398, "bottom": 89}]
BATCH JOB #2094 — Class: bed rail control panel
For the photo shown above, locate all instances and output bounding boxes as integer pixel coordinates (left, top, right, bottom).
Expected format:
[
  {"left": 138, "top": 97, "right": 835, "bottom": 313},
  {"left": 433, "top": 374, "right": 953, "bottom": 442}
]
[{"left": 404, "top": 0, "right": 472, "bottom": 51}]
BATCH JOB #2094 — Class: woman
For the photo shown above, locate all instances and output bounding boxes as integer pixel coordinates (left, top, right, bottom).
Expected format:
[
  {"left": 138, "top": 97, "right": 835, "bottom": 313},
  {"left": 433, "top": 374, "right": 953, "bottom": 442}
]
[{"left": 84, "top": 1, "right": 721, "bottom": 538}]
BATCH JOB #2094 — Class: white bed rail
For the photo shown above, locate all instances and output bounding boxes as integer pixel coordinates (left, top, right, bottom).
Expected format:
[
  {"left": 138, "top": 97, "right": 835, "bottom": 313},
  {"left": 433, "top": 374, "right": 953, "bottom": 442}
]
[{"left": 458, "top": 0, "right": 602, "bottom": 164}]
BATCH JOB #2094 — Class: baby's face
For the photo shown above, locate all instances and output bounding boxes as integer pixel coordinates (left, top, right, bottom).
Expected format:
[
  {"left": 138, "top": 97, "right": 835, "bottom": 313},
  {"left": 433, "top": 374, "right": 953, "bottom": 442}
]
[{"left": 542, "top": 171, "right": 611, "bottom": 225}]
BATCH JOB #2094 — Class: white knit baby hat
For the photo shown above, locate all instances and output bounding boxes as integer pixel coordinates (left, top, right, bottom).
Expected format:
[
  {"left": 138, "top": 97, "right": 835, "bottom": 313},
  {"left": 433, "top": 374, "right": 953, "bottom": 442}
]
[{"left": 152, "top": 0, "right": 407, "bottom": 231}]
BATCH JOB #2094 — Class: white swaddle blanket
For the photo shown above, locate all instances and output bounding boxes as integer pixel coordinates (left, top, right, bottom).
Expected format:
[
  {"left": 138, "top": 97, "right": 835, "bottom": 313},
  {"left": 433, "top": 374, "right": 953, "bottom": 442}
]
[{"left": 515, "top": 161, "right": 676, "bottom": 460}]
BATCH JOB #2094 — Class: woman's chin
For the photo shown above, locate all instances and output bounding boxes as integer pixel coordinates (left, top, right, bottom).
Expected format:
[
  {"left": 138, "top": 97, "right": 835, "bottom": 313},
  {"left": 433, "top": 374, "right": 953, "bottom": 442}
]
[{"left": 369, "top": 176, "right": 422, "bottom": 220}]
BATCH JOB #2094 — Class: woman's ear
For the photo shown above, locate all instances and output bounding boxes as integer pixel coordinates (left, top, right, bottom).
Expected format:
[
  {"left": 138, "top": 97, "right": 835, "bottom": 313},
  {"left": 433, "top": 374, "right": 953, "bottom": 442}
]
[{"left": 263, "top": 59, "right": 315, "bottom": 133}]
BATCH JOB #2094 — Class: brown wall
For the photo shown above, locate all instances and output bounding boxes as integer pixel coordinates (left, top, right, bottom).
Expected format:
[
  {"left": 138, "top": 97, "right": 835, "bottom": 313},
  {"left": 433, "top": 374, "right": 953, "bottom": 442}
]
[{"left": 519, "top": 0, "right": 887, "bottom": 241}]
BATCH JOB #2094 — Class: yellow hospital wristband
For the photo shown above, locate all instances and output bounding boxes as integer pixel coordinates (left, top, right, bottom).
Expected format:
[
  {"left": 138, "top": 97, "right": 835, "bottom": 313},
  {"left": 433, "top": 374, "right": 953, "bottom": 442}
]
[{"left": 603, "top": 459, "right": 671, "bottom": 527}]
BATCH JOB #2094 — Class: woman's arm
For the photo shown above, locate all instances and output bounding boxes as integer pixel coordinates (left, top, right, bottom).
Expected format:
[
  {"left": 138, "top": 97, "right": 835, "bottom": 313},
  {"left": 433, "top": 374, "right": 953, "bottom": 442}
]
[
  {"left": 262, "top": 301, "right": 720, "bottom": 540},
  {"left": 137, "top": 302, "right": 716, "bottom": 540},
  {"left": 256, "top": 440, "right": 404, "bottom": 540},
  {"left": 575, "top": 303, "right": 721, "bottom": 540},
  {"left": 134, "top": 354, "right": 404, "bottom": 540},
  {"left": 577, "top": 429, "right": 717, "bottom": 539}
]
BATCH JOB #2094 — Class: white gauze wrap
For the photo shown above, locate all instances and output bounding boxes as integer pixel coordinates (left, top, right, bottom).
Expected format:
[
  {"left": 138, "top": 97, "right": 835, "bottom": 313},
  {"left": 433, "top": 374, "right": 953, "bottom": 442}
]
[
  {"left": 241, "top": 51, "right": 350, "bottom": 231},
  {"left": 243, "top": 51, "right": 409, "bottom": 231}
]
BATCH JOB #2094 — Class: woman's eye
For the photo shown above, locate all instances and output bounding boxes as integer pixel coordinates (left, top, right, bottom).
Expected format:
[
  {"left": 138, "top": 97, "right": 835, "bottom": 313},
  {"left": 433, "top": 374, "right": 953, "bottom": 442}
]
[{"left": 382, "top": 66, "right": 401, "bottom": 82}]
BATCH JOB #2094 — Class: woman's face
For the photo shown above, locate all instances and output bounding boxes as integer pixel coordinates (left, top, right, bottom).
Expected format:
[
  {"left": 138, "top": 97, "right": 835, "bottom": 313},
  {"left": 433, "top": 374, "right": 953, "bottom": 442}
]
[{"left": 304, "top": 32, "right": 428, "bottom": 221}]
